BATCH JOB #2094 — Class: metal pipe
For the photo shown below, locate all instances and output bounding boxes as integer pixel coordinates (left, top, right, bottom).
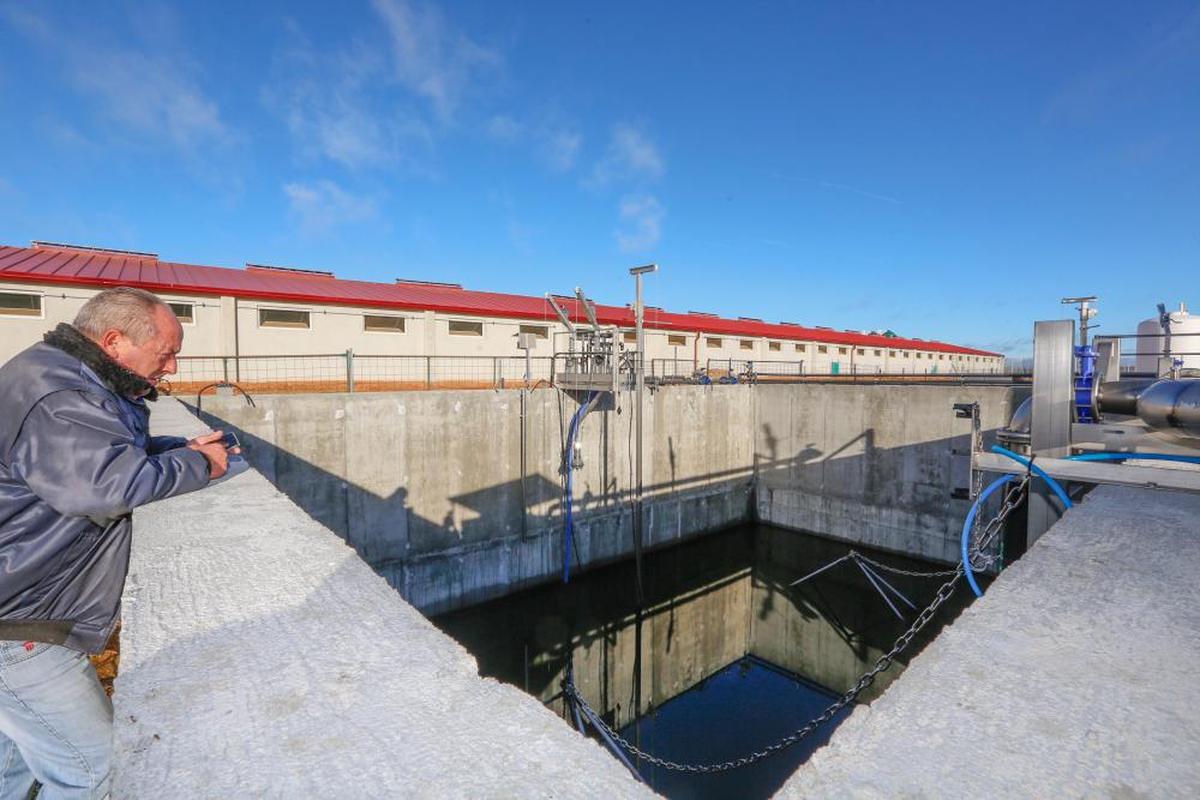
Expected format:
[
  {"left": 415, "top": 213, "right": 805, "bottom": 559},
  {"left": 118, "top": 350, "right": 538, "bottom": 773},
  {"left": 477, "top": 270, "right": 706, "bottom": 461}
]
[
  {"left": 1096, "top": 378, "right": 1155, "bottom": 416},
  {"left": 545, "top": 294, "right": 576, "bottom": 335},
  {"left": 1135, "top": 379, "right": 1200, "bottom": 436},
  {"left": 574, "top": 287, "right": 600, "bottom": 330}
]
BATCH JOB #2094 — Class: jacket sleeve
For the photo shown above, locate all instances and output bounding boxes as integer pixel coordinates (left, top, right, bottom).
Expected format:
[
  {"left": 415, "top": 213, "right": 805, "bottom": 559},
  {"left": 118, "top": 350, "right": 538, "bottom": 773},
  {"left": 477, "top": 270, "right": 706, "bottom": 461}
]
[
  {"left": 9, "top": 390, "right": 211, "bottom": 520},
  {"left": 148, "top": 435, "right": 190, "bottom": 455}
]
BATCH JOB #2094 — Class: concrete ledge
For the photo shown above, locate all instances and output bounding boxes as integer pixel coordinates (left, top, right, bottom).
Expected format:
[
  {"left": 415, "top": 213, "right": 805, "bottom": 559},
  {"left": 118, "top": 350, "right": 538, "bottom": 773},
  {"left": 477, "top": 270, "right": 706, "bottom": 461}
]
[
  {"left": 775, "top": 483, "right": 1200, "bottom": 798},
  {"left": 113, "top": 398, "right": 651, "bottom": 798}
]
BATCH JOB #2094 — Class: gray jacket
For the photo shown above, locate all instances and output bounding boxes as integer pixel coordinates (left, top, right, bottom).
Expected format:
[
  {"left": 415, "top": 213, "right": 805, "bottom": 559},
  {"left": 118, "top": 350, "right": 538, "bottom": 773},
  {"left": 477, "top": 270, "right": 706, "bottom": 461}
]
[{"left": 0, "top": 337, "right": 210, "bottom": 653}]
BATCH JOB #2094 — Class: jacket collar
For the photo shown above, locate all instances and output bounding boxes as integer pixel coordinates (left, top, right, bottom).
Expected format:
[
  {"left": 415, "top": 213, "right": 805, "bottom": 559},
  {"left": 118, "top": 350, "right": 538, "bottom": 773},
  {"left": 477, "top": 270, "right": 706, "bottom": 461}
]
[{"left": 42, "top": 323, "right": 158, "bottom": 401}]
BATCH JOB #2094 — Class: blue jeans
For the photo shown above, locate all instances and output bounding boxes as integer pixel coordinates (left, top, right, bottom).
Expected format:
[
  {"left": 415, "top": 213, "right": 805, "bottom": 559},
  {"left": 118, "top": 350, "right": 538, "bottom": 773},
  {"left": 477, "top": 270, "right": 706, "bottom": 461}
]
[{"left": 0, "top": 641, "right": 112, "bottom": 799}]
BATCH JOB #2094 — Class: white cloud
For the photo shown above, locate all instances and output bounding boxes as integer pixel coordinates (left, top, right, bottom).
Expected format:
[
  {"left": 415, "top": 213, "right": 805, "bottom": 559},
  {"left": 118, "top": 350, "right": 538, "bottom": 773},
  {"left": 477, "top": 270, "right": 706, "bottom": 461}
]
[
  {"left": 615, "top": 194, "right": 664, "bottom": 252},
  {"left": 283, "top": 180, "right": 378, "bottom": 234},
  {"left": 486, "top": 114, "right": 523, "bottom": 141},
  {"left": 3, "top": 5, "right": 230, "bottom": 154},
  {"left": 369, "top": 0, "right": 501, "bottom": 121},
  {"left": 486, "top": 113, "right": 581, "bottom": 172},
  {"left": 591, "top": 123, "right": 664, "bottom": 186},
  {"left": 265, "top": 26, "right": 433, "bottom": 171}
]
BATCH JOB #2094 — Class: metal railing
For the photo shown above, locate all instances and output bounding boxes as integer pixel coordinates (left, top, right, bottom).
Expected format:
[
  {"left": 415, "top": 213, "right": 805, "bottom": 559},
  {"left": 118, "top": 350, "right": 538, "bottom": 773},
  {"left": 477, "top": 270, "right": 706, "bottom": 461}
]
[
  {"left": 167, "top": 352, "right": 1023, "bottom": 396},
  {"left": 169, "top": 352, "right": 556, "bottom": 395}
]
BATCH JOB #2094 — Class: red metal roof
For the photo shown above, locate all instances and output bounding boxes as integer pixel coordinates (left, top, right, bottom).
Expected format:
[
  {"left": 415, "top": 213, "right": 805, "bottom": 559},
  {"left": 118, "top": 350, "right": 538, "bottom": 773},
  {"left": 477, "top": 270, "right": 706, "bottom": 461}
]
[{"left": 0, "top": 242, "right": 999, "bottom": 357}]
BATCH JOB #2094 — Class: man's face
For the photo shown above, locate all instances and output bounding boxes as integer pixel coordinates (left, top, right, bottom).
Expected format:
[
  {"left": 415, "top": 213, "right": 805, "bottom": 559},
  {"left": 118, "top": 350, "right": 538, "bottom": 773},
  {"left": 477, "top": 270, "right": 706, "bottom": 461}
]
[{"left": 102, "top": 305, "right": 184, "bottom": 385}]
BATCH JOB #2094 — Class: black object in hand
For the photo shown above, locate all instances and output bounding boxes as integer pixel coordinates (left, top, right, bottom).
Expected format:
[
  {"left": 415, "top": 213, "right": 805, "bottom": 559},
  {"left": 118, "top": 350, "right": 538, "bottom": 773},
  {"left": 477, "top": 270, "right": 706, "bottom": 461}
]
[{"left": 221, "top": 431, "right": 241, "bottom": 450}]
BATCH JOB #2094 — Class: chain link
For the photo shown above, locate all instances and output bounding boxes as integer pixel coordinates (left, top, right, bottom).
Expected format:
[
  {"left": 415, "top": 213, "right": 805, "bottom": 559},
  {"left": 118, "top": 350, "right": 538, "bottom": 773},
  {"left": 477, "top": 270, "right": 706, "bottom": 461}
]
[
  {"left": 967, "top": 474, "right": 1029, "bottom": 571},
  {"left": 850, "top": 551, "right": 961, "bottom": 578},
  {"left": 564, "top": 563, "right": 966, "bottom": 773},
  {"left": 564, "top": 469, "right": 1032, "bottom": 774}
]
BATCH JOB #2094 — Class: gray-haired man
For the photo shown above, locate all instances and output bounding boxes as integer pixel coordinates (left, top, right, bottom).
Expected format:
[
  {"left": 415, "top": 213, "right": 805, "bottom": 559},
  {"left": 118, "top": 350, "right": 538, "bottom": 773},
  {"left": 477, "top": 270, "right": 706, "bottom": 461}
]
[{"left": 0, "top": 287, "right": 234, "bottom": 798}]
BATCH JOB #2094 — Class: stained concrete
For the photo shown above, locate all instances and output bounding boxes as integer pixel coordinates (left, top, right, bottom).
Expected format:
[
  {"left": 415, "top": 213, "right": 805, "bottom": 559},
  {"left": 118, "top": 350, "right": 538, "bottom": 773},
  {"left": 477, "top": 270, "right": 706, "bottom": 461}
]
[
  {"left": 195, "top": 383, "right": 1025, "bottom": 613},
  {"left": 115, "top": 397, "right": 653, "bottom": 798},
  {"left": 775, "top": 484, "right": 1200, "bottom": 799}
]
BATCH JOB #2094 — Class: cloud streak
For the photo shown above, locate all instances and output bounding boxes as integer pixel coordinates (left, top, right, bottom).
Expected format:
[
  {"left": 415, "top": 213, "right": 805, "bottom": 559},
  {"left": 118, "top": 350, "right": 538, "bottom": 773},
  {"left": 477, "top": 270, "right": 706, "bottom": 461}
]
[
  {"left": 3, "top": 5, "right": 231, "bottom": 154},
  {"left": 616, "top": 194, "right": 665, "bottom": 252},
  {"left": 590, "top": 123, "right": 664, "bottom": 186},
  {"left": 283, "top": 180, "right": 378, "bottom": 235},
  {"left": 369, "top": 0, "right": 501, "bottom": 122}
]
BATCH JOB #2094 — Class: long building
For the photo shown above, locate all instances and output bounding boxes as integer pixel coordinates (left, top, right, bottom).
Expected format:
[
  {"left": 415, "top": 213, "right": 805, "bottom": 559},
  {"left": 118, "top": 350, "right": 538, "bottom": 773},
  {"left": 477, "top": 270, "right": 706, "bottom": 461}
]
[{"left": 0, "top": 241, "right": 1002, "bottom": 387}]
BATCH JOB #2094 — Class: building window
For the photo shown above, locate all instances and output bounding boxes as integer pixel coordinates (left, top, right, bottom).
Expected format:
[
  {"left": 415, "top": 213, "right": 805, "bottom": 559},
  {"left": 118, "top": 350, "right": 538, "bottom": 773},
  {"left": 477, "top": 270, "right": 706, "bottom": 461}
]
[
  {"left": 0, "top": 291, "right": 43, "bottom": 317},
  {"left": 624, "top": 331, "right": 638, "bottom": 343},
  {"left": 939, "top": 354, "right": 945, "bottom": 360},
  {"left": 740, "top": 339, "right": 754, "bottom": 350},
  {"left": 167, "top": 302, "right": 194, "bottom": 324},
  {"left": 856, "top": 348, "right": 865, "bottom": 356},
  {"left": 258, "top": 308, "right": 310, "bottom": 329},
  {"left": 707, "top": 337, "right": 723, "bottom": 348},
  {"left": 768, "top": 341, "right": 781, "bottom": 352},
  {"left": 667, "top": 334, "right": 687, "bottom": 346},
  {"left": 364, "top": 314, "right": 405, "bottom": 333},
  {"left": 873, "top": 349, "right": 882, "bottom": 357},
  {"left": 795, "top": 343, "right": 806, "bottom": 352},
  {"left": 518, "top": 324, "right": 548, "bottom": 339},
  {"left": 838, "top": 347, "right": 848, "bottom": 355},
  {"left": 818, "top": 345, "right": 828, "bottom": 354},
  {"left": 888, "top": 350, "right": 896, "bottom": 357},
  {"left": 449, "top": 319, "right": 484, "bottom": 336},
  {"left": 902, "top": 351, "right": 909, "bottom": 357}
]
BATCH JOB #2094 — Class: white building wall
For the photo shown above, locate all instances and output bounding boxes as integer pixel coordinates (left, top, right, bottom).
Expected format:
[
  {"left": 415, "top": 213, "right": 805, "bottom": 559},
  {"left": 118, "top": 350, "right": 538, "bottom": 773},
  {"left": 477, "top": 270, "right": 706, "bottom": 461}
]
[{"left": 0, "top": 278, "right": 1006, "bottom": 374}]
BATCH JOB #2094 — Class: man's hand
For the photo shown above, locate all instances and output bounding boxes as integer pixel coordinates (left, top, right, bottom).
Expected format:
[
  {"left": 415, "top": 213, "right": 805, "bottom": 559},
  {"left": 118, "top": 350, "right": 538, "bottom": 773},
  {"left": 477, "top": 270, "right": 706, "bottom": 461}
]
[{"left": 186, "top": 430, "right": 238, "bottom": 479}]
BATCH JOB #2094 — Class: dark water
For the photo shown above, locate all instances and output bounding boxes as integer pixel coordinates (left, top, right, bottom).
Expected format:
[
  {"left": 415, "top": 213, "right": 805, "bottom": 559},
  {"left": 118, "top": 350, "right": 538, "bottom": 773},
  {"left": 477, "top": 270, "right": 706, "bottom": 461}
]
[{"left": 433, "top": 525, "right": 980, "bottom": 799}]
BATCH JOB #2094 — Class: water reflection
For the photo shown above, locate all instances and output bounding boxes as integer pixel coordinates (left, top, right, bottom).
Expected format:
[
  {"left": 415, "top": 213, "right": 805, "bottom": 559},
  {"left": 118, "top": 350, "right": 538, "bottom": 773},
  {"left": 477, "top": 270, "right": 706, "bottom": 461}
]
[{"left": 433, "top": 524, "right": 980, "bottom": 797}]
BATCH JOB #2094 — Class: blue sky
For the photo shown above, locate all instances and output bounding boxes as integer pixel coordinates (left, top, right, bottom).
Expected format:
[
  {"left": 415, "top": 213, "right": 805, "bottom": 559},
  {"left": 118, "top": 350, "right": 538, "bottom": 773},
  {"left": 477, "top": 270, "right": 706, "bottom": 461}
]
[{"left": 1, "top": 1, "right": 1197, "bottom": 356}]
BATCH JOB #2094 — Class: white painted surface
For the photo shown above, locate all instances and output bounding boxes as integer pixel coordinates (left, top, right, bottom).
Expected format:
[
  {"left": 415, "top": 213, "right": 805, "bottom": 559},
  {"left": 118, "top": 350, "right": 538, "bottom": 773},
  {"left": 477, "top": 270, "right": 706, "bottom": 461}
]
[
  {"left": 775, "top": 483, "right": 1200, "bottom": 799},
  {"left": 114, "top": 398, "right": 653, "bottom": 799}
]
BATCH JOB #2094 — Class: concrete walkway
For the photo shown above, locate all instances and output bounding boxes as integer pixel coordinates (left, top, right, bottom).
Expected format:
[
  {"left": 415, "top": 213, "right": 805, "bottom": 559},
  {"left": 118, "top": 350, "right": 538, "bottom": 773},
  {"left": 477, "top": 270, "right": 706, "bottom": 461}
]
[
  {"left": 113, "top": 398, "right": 652, "bottom": 798},
  {"left": 776, "top": 481, "right": 1200, "bottom": 798}
]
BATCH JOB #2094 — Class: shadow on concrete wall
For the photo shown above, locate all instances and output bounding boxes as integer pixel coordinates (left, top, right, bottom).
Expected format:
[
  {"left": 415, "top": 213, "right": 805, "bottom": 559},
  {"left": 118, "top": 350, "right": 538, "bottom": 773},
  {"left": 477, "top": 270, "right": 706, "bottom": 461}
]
[{"left": 189, "top": 384, "right": 1023, "bottom": 615}]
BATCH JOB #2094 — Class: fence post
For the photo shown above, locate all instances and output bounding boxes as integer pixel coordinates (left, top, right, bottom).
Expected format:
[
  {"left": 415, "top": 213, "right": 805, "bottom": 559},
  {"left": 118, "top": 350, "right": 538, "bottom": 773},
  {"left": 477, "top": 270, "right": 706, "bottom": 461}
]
[
  {"left": 222, "top": 356, "right": 230, "bottom": 383},
  {"left": 425, "top": 356, "right": 432, "bottom": 390},
  {"left": 345, "top": 349, "right": 355, "bottom": 393}
]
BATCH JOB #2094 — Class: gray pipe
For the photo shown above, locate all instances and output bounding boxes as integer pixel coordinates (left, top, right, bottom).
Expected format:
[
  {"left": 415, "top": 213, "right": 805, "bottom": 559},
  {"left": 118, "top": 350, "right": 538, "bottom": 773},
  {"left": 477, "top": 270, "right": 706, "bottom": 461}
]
[{"left": 1135, "top": 379, "right": 1200, "bottom": 436}]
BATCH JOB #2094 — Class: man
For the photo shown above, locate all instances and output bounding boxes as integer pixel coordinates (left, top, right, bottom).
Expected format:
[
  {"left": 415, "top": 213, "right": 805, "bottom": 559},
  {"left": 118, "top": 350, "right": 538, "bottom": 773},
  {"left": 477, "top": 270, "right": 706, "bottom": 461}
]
[{"left": 0, "top": 287, "right": 234, "bottom": 799}]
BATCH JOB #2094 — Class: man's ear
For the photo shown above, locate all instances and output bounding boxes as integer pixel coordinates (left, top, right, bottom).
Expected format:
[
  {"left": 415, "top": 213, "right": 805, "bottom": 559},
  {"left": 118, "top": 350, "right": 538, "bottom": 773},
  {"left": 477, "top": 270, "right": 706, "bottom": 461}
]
[{"left": 97, "top": 328, "right": 124, "bottom": 358}]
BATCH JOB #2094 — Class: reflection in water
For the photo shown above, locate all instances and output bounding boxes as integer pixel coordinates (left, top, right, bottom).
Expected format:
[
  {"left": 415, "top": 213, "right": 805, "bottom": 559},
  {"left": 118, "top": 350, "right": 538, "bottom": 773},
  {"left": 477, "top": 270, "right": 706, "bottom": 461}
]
[{"left": 433, "top": 524, "right": 981, "bottom": 798}]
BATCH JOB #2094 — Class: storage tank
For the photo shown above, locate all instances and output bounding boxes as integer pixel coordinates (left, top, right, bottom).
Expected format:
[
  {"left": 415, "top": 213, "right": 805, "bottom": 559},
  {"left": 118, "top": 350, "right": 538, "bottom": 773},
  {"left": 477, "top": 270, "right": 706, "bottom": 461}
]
[{"left": 1135, "top": 302, "right": 1200, "bottom": 373}]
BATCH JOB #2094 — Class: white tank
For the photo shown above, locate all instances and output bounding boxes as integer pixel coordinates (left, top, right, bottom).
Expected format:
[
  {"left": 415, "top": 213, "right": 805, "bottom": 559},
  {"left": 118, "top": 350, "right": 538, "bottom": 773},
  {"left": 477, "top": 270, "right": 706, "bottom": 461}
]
[{"left": 1135, "top": 302, "right": 1200, "bottom": 373}]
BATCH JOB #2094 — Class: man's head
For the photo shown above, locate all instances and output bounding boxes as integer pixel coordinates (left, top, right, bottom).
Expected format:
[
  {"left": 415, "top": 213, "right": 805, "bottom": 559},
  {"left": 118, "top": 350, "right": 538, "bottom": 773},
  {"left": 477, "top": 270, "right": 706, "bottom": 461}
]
[{"left": 73, "top": 287, "right": 183, "bottom": 384}]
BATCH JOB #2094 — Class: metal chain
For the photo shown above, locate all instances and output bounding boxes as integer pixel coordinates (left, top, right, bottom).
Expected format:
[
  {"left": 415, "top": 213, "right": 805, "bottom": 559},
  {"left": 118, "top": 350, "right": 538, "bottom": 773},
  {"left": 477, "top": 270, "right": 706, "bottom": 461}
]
[
  {"left": 564, "top": 564, "right": 965, "bottom": 773},
  {"left": 850, "top": 551, "right": 961, "bottom": 578},
  {"left": 967, "top": 475, "right": 1029, "bottom": 571}
]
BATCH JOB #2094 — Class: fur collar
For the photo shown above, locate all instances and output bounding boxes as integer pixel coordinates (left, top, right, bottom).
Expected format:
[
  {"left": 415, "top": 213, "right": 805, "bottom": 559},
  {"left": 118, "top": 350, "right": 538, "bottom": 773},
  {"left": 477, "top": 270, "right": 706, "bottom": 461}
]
[{"left": 43, "top": 323, "right": 158, "bottom": 401}]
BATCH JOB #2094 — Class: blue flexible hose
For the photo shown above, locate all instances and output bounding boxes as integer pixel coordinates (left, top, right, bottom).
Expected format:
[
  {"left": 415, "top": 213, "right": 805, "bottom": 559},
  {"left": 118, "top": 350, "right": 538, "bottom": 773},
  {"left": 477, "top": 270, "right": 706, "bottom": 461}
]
[
  {"left": 990, "top": 445, "right": 1073, "bottom": 510},
  {"left": 563, "top": 392, "right": 599, "bottom": 583},
  {"left": 1065, "top": 452, "right": 1200, "bottom": 465},
  {"left": 961, "top": 474, "right": 1016, "bottom": 598},
  {"left": 963, "top": 446, "right": 1200, "bottom": 598}
]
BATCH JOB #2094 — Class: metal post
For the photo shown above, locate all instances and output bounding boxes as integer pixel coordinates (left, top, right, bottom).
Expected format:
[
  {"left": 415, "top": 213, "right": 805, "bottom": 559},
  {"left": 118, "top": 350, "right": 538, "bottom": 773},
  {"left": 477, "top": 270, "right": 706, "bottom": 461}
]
[
  {"left": 628, "top": 264, "right": 657, "bottom": 605},
  {"left": 1028, "top": 320, "right": 1074, "bottom": 546},
  {"left": 425, "top": 356, "right": 432, "bottom": 390},
  {"left": 345, "top": 349, "right": 355, "bottom": 393}
]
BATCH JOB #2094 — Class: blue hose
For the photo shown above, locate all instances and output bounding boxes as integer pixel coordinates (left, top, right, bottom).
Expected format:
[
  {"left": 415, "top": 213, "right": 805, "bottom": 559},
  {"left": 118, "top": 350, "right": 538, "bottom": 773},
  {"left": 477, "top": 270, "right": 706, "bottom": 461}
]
[
  {"left": 563, "top": 392, "right": 599, "bottom": 583},
  {"left": 961, "top": 474, "right": 1016, "bottom": 598},
  {"left": 990, "top": 445, "right": 1073, "bottom": 510},
  {"left": 963, "top": 446, "right": 1200, "bottom": 598},
  {"left": 1066, "top": 452, "right": 1200, "bottom": 465}
]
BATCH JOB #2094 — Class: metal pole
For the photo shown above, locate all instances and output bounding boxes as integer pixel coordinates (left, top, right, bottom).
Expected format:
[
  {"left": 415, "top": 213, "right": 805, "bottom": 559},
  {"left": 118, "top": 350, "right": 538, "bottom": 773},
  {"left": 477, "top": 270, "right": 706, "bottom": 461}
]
[
  {"left": 628, "top": 264, "right": 656, "bottom": 605},
  {"left": 345, "top": 349, "right": 355, "bottom": 393}
]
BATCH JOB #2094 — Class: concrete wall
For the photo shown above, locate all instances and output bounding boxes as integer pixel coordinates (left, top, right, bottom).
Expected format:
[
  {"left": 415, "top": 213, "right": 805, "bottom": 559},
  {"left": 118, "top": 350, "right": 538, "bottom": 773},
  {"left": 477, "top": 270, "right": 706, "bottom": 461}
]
[
  {"left": 196, "top": 384, "right": 757, "bottom": 615},
  {"left": 196, "top": 381, "right": 1023, "bottom": 613},
  {"left": 754, "top": 384, "right": 1025, "bottom": 563}
]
